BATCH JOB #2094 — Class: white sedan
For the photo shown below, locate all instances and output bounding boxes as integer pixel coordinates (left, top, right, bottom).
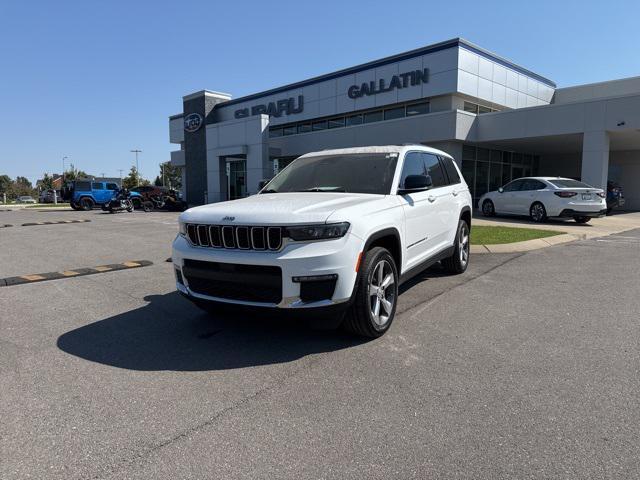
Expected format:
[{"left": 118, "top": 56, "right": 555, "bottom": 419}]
[{"left": 479, "top": 177, "right": 607, "bottom": 224}]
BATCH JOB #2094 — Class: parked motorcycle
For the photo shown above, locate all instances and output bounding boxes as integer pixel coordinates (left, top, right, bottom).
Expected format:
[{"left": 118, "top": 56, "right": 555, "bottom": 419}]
[{"left": 103, "top": 188, "right": 134, "bottom": 213}]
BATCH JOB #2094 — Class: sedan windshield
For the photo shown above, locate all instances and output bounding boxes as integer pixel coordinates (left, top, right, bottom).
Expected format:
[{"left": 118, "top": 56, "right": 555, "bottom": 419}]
[
  {"left": 262, "top": 153, "right": 399, "bottom": 195},
  {"left": 548, "top": 179, "right": 593, "bottom": 189}
]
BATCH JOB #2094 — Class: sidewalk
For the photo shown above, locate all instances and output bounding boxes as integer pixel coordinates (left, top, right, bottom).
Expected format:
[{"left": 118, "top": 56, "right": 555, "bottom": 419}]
[{"left": 471, "top": 211, "right": 640, "bottom": 253}]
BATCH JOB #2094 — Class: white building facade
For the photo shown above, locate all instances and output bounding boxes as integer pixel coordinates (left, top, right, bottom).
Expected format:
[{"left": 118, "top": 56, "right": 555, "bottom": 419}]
[{"left": 169, "top": 38, "right": 640, "bottom": 209}]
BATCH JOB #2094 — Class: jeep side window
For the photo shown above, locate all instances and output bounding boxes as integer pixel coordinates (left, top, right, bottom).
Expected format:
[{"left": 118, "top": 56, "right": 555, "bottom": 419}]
[
  {"left": 440, "top": 156, "right": 461, "bottom": 185},
  {"left": 92, "top": 182, "right": 104, "bottom": 190},
  {"left": 106, "top": 183, "right": 118, "bottom": 190},
  {"left": 399, "top": 152, "right": 426, "bottom": 188},
  {"left": 422, "top": 153, "right": 447, "bottom": 188}
]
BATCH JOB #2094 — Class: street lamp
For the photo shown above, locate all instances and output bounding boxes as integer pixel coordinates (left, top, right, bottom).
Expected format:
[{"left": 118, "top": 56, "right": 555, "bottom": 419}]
[
  {"left": 62, "top": 156, "right": 68, "bottom": 181},
  {"left": 130, "top": 149, "right": 142, "bottom": 186}
]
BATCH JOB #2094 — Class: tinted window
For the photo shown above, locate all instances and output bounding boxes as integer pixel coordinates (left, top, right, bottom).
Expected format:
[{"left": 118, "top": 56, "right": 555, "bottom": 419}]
[
  {"left": 346, "top": 114, "right": 363, "bottom": 126},
  {"left": 283, "top": 125, "right": 296, "bottom": 136},
  {"left": 328, "top": 117, "right": 345, "bottom": 129},
  {"left": 75, "top": 181, "right": 91, "bottom": 191},
  {"left": 399, "top": 152, "right": 425, "bottom": 188},
  {"left": 502, "top": 179, "right": 525, "bottom": 192},
  {"left": 269, "top": 128, "right": 283, "bottom": 138},
  {"left": 384, "top": 107, "right": 405, "bottom": 120},
  {"left": 312, "top": 120, "right": 327, "bottom": 131},
  {"left": 363, "top": 110, "right": 383, "bottom": 123},
  {"left": 264, "top": 153, "right": 398, "bottom": 195},
  {"left": 548, "top": 179, "right": 593, "bottom": 189},
  {"left": 91, "top": 182, "right": 104, "bottom": 190},
  {"left": 297, "top": 123, "right": 311, "bottom": 134},
  {"left": 441, "top": 156, "right": 461, "bottom": 184},
  {"left": 423, "top": 153, "right": 447, "bottom": 188},
  {"left": 106, "top": 183, "right": 118, "bottom": 190},
  {"left": 525, "top": 180, "right": 547, "bottom": 190},
  {"left": 406, "top": 102, "right": 429, "bottom": 116}
]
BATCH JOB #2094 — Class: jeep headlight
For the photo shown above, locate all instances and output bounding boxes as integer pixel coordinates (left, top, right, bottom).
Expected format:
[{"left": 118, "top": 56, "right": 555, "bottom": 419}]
[{"left": 285, "top": 222, "right": 350, "bottom": 241}]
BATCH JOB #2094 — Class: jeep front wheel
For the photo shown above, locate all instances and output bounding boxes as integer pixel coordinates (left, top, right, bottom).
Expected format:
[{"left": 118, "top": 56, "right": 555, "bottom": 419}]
[{"left": 343, "top": 246, "right": 398, "bottom": 338}]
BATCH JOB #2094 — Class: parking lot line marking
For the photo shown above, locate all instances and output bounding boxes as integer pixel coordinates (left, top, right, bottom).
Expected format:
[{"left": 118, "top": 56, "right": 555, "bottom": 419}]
[
  {"left": 0, "top": 260, "right": 153, "bottom": 287},
  {"left": 20, "top": 274, "right": 46, "bottom": 281}
]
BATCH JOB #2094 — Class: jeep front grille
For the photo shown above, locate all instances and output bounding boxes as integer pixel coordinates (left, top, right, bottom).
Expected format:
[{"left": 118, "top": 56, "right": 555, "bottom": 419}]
[{"left": 186, "top": 224, "right": 283, "bottom": 251}]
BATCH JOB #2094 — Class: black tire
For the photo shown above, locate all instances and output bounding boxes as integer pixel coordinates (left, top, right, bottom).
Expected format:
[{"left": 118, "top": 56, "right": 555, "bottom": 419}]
[
  {"left": 481, "top": 199, "right": 495, "bottom": 217},
  {"left": 101, "top": 203, "right": 110, "bottom": 212},
  {"left": 574, "top": 216, "right": 591, "bottom": 224},
  {"left": 529, "top": 202, "right": 547, "bottom": 223},
  {"left": 131, "top": 198, "right": 142, "bottom": 210},
  {"left": 442, "top": 219, "right": 470, "bottom": 274},
  {"left": 606, "top": 207, "right": 613, "bottom": 215},
  {"left": 79, "top": 197, "right": 94, "bottom": 211},
  {"left": 142, "top": 201, "right": 154, "bottom": 212},
  {"left": 70, "top": 201, "right": 80, "bottom": 211},
  {"left": 343, "top": 247, "right": 398, "bottom": 338}
]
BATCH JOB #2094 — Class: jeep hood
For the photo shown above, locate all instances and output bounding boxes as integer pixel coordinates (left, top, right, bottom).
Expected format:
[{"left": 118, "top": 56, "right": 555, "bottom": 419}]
[{"left": 181, "top": 193, "right": 384, "bottom": 225}]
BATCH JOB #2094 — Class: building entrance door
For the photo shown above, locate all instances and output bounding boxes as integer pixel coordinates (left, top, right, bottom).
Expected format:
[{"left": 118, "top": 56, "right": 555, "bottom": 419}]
[{"left": 226, "top": 159, "right": 247, "bottom": 200}]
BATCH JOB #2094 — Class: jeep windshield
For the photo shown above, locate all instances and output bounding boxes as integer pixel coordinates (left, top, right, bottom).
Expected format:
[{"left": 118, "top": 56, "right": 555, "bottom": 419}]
[{"left": 262, "top": 152, "right": 399, "bottom": 195}]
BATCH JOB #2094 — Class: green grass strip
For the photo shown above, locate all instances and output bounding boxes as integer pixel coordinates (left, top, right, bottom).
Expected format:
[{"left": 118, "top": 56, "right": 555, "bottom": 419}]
[{"left": 470, "top": 226, "right": 562, "bottom": 245}]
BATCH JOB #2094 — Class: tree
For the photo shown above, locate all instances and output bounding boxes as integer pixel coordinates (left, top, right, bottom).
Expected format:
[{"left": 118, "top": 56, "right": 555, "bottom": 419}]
[
  {"left": 0, "top": 175, "right": 11, "bottom": 194},
  {"left": 122, "top": 166, "right": 150, "bottom": 189},
  {"left": 41, "top": 173, "right": 54, "bottom": 190},
  {"left": 63, "top": 164, "right": 90, "bottom": 182},
  {"left": 154, "top": 161, "right": 182, "bottom": 189}
]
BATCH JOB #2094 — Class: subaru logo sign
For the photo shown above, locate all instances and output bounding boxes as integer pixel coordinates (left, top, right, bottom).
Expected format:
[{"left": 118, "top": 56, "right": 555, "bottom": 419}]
[{"left": 184, "top": 113, "right": 203, "bottom": 133}]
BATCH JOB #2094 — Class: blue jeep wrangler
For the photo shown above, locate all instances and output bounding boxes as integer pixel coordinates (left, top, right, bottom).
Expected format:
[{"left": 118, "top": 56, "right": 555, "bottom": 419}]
[{"left": 62, "top": 180, "right": 143, "bottom": 211}]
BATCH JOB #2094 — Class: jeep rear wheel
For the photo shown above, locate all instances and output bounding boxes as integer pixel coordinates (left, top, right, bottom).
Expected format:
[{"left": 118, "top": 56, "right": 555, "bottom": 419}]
[
  {"left": 80, "top": 197, "right": 94, "bottom": 211},
  {"left": 343, "top": 246, "right": 398, "bottom": 338},
  {"left": 442, "top": 219, "right": 470, "bottom": 274}
]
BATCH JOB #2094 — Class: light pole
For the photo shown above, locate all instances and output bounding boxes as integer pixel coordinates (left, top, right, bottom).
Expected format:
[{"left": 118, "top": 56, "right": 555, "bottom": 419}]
[
  {"left": 130, "top": 149, "right": 142, "bottom": 186},
  {"left": 62, "top": 156, "right": 68, "bottom": 181}
]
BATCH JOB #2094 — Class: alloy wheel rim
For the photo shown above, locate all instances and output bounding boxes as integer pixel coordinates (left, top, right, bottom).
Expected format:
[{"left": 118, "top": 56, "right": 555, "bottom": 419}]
[
  {"left": 532, "top": 204, "right": 544, "bottom": 220},
  {"left": 459, "top": 224, "right": 469, "bottom": 266},
  {"left": 368, "top": 260, "right": 396, "bottom": 327},
  {"left": 483, "top": 201, "right": 493, "bottom": 215}
]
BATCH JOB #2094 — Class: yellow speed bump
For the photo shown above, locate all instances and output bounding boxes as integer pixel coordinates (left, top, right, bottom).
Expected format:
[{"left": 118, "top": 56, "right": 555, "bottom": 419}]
[
  {"left": 93, "top": 266, "right": 112, "bottom": 272},
  {"left": 20, "top": 274, "right": 46, "bottom": 281}
]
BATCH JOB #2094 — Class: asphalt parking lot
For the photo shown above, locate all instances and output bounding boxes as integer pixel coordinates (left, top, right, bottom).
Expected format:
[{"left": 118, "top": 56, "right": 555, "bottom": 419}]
[{"left": 1, "top": 208, "right": 640, "bottom": 479}]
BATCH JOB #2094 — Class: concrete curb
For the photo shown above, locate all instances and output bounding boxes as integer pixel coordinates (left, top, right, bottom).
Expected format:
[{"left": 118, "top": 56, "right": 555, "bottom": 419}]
[{"left": 471, "top": 233, "right": 584, "bottom": 254}]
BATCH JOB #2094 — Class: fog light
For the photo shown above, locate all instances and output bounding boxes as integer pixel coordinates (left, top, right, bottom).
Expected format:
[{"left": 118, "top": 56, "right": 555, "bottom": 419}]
[{"left": 292, "top": 274, "right": 338, "bottom": 283}]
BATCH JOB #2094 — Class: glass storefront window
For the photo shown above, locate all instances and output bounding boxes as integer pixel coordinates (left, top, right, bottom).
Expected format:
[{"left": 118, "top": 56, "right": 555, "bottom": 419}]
[
  {"left": 462, "top": 145, "right": 476, "bottom": 161},
  {"left": 464, "top": 102, "right": 479, "bottom": 114},
  {"left": 475, "top": 161, "right": 490, "bottom": 198},
  {"left": 461, "top": 160, "right": 476, "bottom": 195},
  {"left": 489, "top": 162, "right": 503, "bottom": 192},
  {"left": 478, "top": 105, "right": 492, "bottom": 114},
  {"left": 477, "top": 148, "right": 490, "bottom": 162},
  {"left": 490, "top": 150, "right": 502, "bottom": 163},
  {"left": 283, "top": 125, "right": 296, "bottom": 136},
  {"left": 297, "top": 123, "right": 311, "bottom": 133},
  {"left": 269, "top": 128, "right": 283, "bottom": 138}
]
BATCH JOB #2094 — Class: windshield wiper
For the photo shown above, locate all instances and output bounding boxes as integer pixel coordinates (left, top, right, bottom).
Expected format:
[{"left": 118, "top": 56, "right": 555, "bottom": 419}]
[{"left": 298, "top": 186, "right": 346, "bottom": 192}]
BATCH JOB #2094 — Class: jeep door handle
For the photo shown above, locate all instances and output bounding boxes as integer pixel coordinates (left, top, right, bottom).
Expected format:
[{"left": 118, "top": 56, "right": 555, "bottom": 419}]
[
  {"left": 452, "top": 191, "right": 458, "bottom": 197},
  {"left": 428, "top": 195, "right": 436, "bottom": 203}
]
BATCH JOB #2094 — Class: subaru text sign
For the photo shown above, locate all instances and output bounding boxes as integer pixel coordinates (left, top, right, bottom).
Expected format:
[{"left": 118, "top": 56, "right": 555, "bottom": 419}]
[
  {"left": 348, "top": 68, "right": 430, "bottom": 99},
  {"left": 184, "top": 113, "right": 203, "bottom": 132},
  {"left": 234, "top": 96, "right": 304, "bottom": 119}
]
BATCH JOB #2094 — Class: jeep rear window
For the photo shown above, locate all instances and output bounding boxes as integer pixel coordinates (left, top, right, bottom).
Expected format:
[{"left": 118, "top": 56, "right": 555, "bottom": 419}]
[{"left": 262, "top": 153, "right": 399, "bottom": 195}]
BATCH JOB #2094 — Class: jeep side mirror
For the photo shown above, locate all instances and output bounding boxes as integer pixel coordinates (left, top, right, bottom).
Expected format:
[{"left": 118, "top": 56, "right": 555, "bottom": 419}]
[
  {"left": 399, "top": 174, "right": 432, "bottom": 194},
  {"left": 498, "top": 187, "right": 504, "bottom": 193}
]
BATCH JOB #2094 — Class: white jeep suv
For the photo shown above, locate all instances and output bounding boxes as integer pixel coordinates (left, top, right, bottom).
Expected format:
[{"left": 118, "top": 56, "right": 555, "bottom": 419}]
[{"left": 172, "top": 145, "right": 472, "bottom": 338}]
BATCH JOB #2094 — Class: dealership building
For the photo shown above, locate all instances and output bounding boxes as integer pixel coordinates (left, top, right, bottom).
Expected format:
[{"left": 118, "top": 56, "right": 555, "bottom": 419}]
[{"left": 169, "top": 38, "right": 640, "bottom": 209}]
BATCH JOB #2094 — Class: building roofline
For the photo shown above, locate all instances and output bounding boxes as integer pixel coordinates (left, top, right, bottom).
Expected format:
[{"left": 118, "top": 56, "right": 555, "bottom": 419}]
[
  {"left": 182, "top": 90, "right": 232, "bottom": 102},
  {"left": 214, "top": 38, "right": 555, "bottom": 109},
  {"left": 169, "top": 113, "right": 184, "bottom": 120}
]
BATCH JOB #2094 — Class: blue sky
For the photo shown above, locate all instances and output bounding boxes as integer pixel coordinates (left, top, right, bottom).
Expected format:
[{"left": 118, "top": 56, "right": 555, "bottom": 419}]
[{"left": 1, "top": 0, "right": 639, "bottom": 183}]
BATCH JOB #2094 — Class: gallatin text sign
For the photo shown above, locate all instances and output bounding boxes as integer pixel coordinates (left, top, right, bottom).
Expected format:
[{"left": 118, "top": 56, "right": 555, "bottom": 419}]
[{"left": 347, "top": 68, "right": 430, "bottom": 99}]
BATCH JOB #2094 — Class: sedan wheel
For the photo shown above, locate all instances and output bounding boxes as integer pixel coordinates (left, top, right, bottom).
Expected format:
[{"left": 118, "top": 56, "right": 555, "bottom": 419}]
[
  {"left": 529, "top": 202, "right": 547, "bottom": 223},
  {"left": 481, "top": 200, "right": 495, "bottom": 217}
]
